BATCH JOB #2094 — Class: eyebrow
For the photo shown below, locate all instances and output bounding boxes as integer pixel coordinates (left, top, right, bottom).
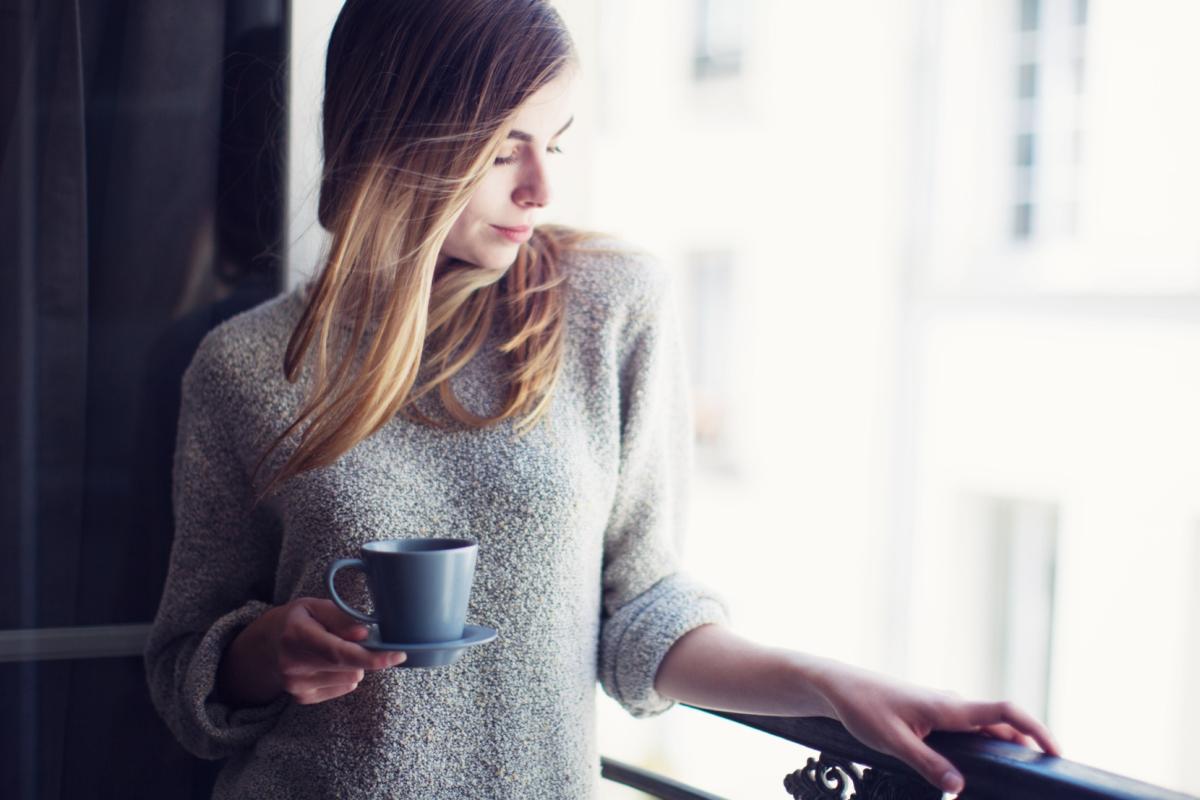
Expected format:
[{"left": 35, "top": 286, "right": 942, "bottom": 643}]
[{"left": 507, "top": 115, "right": 574, "bottom": 143}]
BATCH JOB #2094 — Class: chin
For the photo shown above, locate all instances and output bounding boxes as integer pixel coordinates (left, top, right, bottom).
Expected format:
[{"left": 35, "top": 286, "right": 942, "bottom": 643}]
[
  {"left": 478, "top": 248, "right": 520, "bottom": 272},
  {"left": 442, "top": 248, "right": 515, "bottom": 273}
]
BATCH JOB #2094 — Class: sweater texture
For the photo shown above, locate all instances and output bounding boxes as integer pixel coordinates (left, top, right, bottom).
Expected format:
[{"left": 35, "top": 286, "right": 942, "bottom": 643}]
[{"left": 144, "top": 243, "right": 731, "bottom": 798}]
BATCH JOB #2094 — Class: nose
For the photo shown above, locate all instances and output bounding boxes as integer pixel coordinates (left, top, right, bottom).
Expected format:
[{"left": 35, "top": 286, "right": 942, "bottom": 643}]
[{"left": 512, "top": 154, "right": 552, "bottom": 209}]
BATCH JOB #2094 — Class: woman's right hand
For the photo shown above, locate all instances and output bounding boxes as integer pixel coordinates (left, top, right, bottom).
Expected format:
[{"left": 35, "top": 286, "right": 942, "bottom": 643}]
[{"left": 217, "top": 597, "right": 407, "bottom": 707}]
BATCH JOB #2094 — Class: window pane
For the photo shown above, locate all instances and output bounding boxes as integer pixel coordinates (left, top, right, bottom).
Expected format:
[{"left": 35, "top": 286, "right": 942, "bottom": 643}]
[
  {"left": 1014, "top": 202, "right": 1034, "bottom": 239},
  {"left": 1018, "top": 63, "right": 1038, "bottom": 99},
  {"left": 1016, "top": 133, "right": 1036, "bottom": 167},
  {"left": 1020, "top": 0, "right": 1040, "bottom": 31}
]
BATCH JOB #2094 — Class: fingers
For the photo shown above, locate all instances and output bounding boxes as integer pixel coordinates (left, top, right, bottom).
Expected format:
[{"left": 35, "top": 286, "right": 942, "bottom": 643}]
[
  {"left": 295, "top": 605, "right": 400, "bottom": 669},
  {"left": 365, "top": 651, "right": 408, "bottom": 670},
  {"left": 978, "top": 722, "right": 1037, "bottom": 750},
  {"left": 279, "top": 655, "right": 406, "bottom": 704},
  {"left": 962, "top": 701, "right": 1061, "bottom": 756},
  {"left": 281, "top": 604, "right": 406, "bottom": 672},
  {"left": 293, "top": 682, "right": 360, "bottom": 705},
  {"left": 303, "top": 598, "right": 371, "bottom": 639},
  {"left": 302, "top": 630, "right": 406, "bottom": 671},
  {"left": 892, "top": 725, "right": 964, "bottom": 795},
  {"left": 282, "top": 668, "right": 365, "bottom": 693},
  {"left": 890, "top": 703, "right": 1061, "bottom": 796}
]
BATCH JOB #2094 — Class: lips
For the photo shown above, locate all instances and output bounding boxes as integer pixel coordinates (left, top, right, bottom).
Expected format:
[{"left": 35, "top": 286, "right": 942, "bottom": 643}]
[{"left": 490, "top": 224, "right": 532, "bottom": 243}]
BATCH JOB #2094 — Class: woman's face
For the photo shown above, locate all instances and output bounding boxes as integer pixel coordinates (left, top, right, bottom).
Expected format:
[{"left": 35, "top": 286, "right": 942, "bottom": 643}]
[{"left": 435, "top": 70, "right": 577, "bottom": 273}]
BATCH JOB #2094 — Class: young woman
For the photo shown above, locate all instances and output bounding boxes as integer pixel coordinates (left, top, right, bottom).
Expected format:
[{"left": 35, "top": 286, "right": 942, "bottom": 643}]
[{"left": 145, "top": 0, "right": 1060, "bottom": 797}]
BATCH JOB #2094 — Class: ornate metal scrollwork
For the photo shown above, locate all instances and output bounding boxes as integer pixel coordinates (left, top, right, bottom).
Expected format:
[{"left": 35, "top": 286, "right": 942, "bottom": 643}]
[
  {"left": 784, "top": 754, "right": 859, "bottom": 798},
  {"left": 783, "top": 753, "right": 944, "bottom": 800}
]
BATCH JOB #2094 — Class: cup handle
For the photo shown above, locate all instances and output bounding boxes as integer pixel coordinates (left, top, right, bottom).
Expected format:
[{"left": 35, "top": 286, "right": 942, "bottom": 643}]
[{"left": 325, "top": 558, "right": 378, "bottom": 624}]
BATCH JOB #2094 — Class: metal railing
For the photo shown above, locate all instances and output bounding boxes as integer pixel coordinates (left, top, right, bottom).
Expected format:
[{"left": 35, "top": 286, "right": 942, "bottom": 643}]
[
  {"left": 0, "top": 623, "right": 152, "bottom": 663},
  {"left": 602, "top": 707, "right": 1200, "bottom": 800}
]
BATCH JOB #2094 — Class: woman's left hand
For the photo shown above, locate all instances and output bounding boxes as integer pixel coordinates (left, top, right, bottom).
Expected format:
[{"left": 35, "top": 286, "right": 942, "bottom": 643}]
[{"left": 809, "top": 660, "right": 1062, "bottom": 796}]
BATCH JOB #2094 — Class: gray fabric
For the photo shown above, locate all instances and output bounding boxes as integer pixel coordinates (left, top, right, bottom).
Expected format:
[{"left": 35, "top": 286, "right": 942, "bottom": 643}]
[{"left": 144, "top": 244, "right": 731, "bottom": 798}]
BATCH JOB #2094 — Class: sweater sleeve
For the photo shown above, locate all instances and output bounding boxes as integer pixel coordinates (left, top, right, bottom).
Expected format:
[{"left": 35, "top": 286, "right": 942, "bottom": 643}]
[
  {"left": 596, "top": 261, "right": 731, "bottom": 719},
  {"left": 143, "top": 333, "right": 289, "bottom": 759}
]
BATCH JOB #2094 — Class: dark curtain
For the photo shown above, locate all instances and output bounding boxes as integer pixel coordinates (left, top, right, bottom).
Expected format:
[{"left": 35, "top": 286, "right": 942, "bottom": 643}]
[{"left": 0, "top": 0, "right": 288, "bottom": 797}]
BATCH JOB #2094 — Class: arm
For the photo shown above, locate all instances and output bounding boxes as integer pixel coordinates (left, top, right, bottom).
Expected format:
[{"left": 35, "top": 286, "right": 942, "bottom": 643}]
[
  {"left": 143, "top": 333, "right": 290, "bottom": 759},
  {"left": 596, "top": 259, "right": 731, "bottom": 718},
  {"left": 654, "top": 622, "right": 1063, "bottom": 796},
  {"left": 653, "top": 623, "right": 836, "bottom": 718},
  {"left": 145, "top": 333, "right": 406, "bottom": 755}
]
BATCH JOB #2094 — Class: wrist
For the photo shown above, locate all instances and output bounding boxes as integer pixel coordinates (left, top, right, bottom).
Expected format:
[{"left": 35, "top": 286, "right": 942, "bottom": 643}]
[
  {"left": 217, "top": 606, "right": 284, "bottom": 707},
  {"left": 779, "top": 650, "right": 841, "bottom": 719}
]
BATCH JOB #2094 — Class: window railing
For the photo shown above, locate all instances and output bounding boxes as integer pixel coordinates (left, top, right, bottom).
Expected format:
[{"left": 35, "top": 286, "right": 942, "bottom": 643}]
[{"left": 602, "top": 705, "right": 1200, "bottom": 800}]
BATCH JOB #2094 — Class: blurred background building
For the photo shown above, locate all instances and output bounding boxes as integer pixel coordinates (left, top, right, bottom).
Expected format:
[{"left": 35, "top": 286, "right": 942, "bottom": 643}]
[{"left": 532, "top": 0, "right": 1199, "bottom": 796}]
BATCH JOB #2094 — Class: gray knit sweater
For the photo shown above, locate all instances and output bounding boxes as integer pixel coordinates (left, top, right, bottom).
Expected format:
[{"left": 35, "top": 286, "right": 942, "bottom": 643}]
[{"left": 144, "top": 243, "right": 731, "bottom": 799}]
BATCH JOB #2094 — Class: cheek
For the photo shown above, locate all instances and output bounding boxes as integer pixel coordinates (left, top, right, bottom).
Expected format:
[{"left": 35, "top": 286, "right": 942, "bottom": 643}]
[
  {"left": 467, "top": 177, "right": 513, "bottom": 223},
  {"left": 445, "top": 202, "right": 483, "bottom": 247}
]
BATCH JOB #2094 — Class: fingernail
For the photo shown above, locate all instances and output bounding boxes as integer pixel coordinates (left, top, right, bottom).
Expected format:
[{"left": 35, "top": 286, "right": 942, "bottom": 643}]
[{"left": 941, "top": 771, "right": 963, "bottom": 794}]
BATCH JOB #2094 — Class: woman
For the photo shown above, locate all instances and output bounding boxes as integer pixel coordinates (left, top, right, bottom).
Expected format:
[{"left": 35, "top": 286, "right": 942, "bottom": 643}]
[{"left": 145, "top": 0, "right": 1060, "bottom": 797}]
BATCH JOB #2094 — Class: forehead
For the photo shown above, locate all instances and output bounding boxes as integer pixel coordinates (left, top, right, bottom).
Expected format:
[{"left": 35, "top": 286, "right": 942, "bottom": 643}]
[{"left": 508, "top": 72, "right": 575, "bottom": 137}]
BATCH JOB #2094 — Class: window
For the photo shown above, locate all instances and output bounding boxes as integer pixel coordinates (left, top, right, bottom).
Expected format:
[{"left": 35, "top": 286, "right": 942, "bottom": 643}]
[
  {"left": 1020, "top": 0, "right": 1041, "bottom": 31},
  {"left": 942, "top": 494, "right": 1059, "bottom": 722},
  {"left": 1011, "top": 0, "right": 1088, "bottom": 242},
  {"left": 971, "top": 496, "right": 1059, "bottom": 722},
  {"left": 693, "top": 0, "right": 745, "bottom": 81},
  {"left": 682, "top": 250, "right": 739, "bottom": 475}
]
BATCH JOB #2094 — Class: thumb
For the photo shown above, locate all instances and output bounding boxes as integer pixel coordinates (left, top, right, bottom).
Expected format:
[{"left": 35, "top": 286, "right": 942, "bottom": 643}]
[
  {"left": 893, "top": 728, "right": 964, "bottom": 795},
  {"left": 303, "top": 598, "right": 370, "bottom": 641}
]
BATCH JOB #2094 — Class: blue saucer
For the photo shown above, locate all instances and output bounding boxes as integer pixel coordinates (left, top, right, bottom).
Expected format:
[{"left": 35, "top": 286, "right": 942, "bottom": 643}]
[{"left": 362, "top": 624, "right": 498, "bottom": 668}]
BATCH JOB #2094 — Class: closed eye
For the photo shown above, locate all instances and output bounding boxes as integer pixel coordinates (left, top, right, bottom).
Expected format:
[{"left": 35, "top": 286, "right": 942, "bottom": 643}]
[{"left": 494, "top": 144, "right": 565, "bottom": 166}]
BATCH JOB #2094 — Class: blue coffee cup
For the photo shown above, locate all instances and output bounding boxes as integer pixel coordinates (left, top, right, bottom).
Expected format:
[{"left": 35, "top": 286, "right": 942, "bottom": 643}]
[{"left": 326, "top": 538, "right": 478, "bottom": 644}]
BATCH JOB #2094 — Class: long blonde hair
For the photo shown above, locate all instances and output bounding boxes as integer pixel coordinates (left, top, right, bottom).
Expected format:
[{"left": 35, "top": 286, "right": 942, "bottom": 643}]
[{"left": 252, "top": 0, "right": 621, "bottom": 503}]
